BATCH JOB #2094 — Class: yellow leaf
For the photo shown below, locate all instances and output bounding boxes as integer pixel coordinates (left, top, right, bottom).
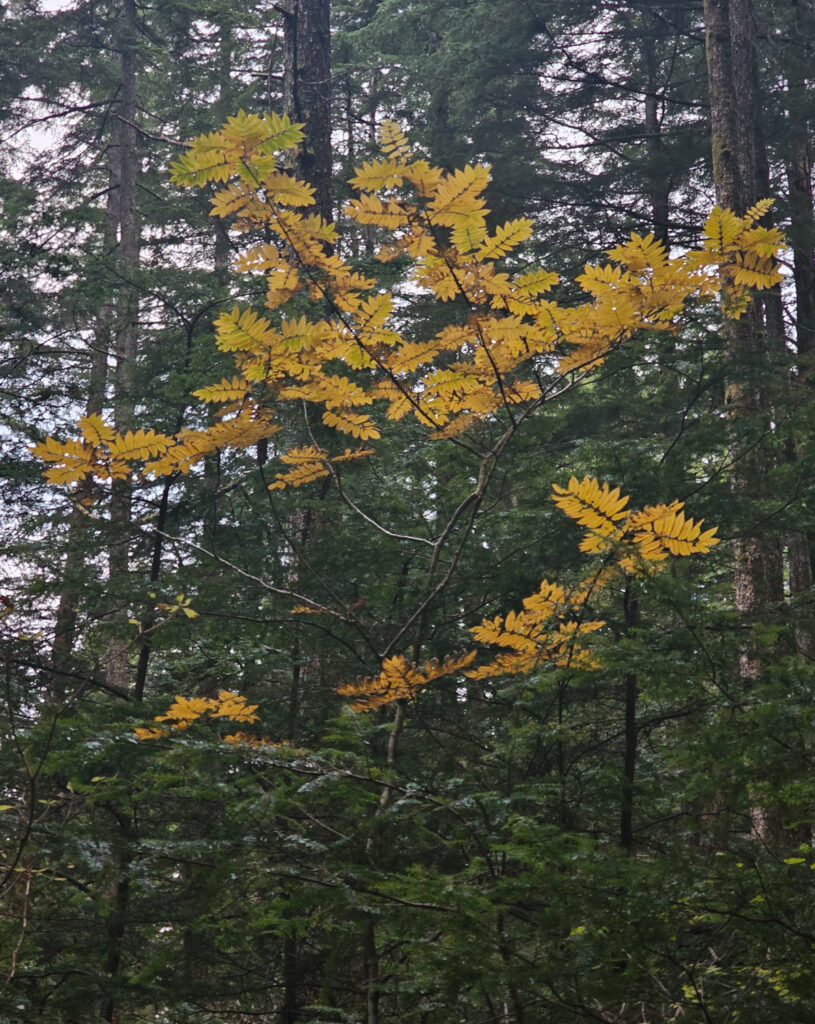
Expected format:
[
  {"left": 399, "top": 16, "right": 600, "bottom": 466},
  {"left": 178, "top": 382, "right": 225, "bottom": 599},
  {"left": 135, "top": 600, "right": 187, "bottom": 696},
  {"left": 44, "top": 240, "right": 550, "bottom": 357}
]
[
  {"left": 215, "top": 306, "right": 279, "bottom": 353},
  {"left": 106, "top": 430, "right": 173, "bottom": 462},
  {"left": 279, "top": 445, "right": 328, "bottom": 465},
  {"left": 331, "top": 447, "right": 376, "bottom": 463},
  {"left": 348, "top": 158, "right": 404, "bottom": 191},
  {"left": 475, "top": 218, "right": 534, "bottom": 260},
  {"left": 193, "top": 376, "right": 251, "bottom": 404},
  {"left": 551, "top": 477, "right": 629, "bottom": 535},
  {"left": 211, "top": 690, "right": 259, "bottom": 723},
  {"left": 268, "top": 461, "right": 330, "bottom": 491},
  {"left": 322, "top": 408, "right": 381, "bottom": 440},
  {"left": 345, "top": 193, "right": 410, "bottom": 230},
  {"left": 260, "top": 170, "right": 316, "bottom": 206},
  {"left": 155, "top": 695, "right": 215, "bottom": 725},
  {"left": 743, "top": 197, "right": 775, "bottom": 225},
  {"left": 210, "top": 181, "right": 254, "bottom": 219},
  {"left": 428, "top": 165, "right": 490, "bottom": 226},
  {"left": 606, "top": 232, "right": 668, "bottom": 273},
  {"left": 403, "top": 159, "right": 445, "bottom": 197},
  {"left": 134, "top": 727, "right": 169, "bottom": 741},
  {"left": 702, "top": 205, "right": 744, "bottom": 252},
  {"left": 451, "top": 219, "right": 488, "bottom": 254},
  {"left": 79, "top": 414, "right": 116, "bottom": 447},
  {"left": 378, "top": 120, "right": 411, "bottom": 160}
]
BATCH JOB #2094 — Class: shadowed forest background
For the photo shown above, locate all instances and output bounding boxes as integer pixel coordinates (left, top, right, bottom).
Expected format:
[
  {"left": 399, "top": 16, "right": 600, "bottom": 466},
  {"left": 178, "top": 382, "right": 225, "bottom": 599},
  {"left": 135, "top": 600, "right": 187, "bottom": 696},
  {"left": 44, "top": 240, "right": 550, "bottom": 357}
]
[{"left": 2, "top": 1, "right": 815, "bottom": 1021}]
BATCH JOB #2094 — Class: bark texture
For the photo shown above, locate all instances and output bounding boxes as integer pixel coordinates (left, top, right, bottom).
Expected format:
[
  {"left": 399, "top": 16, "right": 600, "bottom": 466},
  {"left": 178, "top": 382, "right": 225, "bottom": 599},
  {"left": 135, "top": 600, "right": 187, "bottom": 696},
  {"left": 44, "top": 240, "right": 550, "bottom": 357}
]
[
  {"left": 620, "top": 587, "right": 640, "bottom": 851},
  {"left": 784, "top": 1, "right": 815, "bottom": 656},
  {"left": 105, "top": 0, "right": 141, "bottom": 695},
  {"left": 703, "top": 0, "right": 784, "bottom": 638},
  {"left": 49, "top": 166, "right": 116, "bottom": 703},
  {"left": 281, "top": 0, "right": 332, "bottom": 222},
  {"left": 641, "top": 9, "right": 670, "bottom": 248}
]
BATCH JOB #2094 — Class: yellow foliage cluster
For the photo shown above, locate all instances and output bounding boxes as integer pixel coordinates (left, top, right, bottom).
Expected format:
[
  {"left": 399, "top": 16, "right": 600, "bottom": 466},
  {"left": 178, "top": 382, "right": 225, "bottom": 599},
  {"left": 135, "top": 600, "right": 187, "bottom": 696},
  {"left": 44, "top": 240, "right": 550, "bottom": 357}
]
[
  {"left": 134, "top": 473, "right": 717, "bottom": 729},
  {"left": 694, "top": 199, "right": 784, "bottom": 313},
  {"left": 336, "top": 652, "right": 477, "bottom": 712},
  {"left": 33, "top": 415, "right": 170, "bottom": 486},
  {"left": 134, "top": 689, "right": 261, "bottom": 742},
  {"left": 266, "top": 444, "right": 375, "bottom": 491},
  {"left": 551, "top": 476, "right": 719, "bottom": 564},
  {"left": 31, "top": 110, "right": 754, "bottom": 732},
  {"left": 463, "top": 477, "right": 718, "bottom": 683},
  {"left": 335, "top": 476, "right": 718, "bottom": 710},
  {"left": 32, "top": 410, "right": 281, "bottom": 487},
  {"left": 33, "top": 111, "right": 782, "bottom": 491}
]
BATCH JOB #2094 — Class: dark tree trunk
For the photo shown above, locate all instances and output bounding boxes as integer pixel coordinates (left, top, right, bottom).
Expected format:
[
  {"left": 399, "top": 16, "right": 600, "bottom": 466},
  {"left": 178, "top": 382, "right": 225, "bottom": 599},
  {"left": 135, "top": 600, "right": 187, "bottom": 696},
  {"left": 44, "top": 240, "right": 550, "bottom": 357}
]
[
  {"left": 106, "top": 0, "right": 141, "bottom": 695},
  {"left": 102, "top": 844, "right": 132, "bottom": 1024},
  {"left": 281, "top": 0, "right": 332, "bottom": 222},
  {"left": 787, "top": 108, "right": 815, "bottom": 382},
  {"left": 281, "top": 934, "right": 300, "bottom": 1024},
  {"left": 364, "top": 918, "right": 380, "bottom": 1024},
  {"left": 101, "top": 9, "right": 141, "bottom": 1020},
  {"left": 49, "top": 166, "right": 116, "bottom": 703},
  {"left": 784, "top": 1, "right": 815, "bottom": 653},
  {"left": 703, "top": 0, "right": 784, "bottom": 654},
  {"left": 641, "top": 9, "right": 670, "bottom": 248},
  {"left": 704, "top": 0, "right": 762, "bottom": 210},
  {"left": 620, "top": 586, "right": 640, "bottom": 851}
]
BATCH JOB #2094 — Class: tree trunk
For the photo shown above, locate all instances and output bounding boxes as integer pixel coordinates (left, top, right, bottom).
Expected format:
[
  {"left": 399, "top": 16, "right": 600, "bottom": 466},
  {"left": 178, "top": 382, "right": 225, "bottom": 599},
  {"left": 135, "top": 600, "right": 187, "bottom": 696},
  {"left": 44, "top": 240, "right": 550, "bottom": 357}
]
[
  {"left": 281, "top": 0, "right": 332, "bottom": 223},
  {"left": 784, "top": 0, "right": 815, "bottom": 655},
  {"left": 101, "top": 8, "right": 141, "bottom": 1020},
  {"left": 105, "top": 0, "right": 141, "bottom": 695},
  {"left": 641, "top": 9, "right": 670, "bottom": 248},
  {"left": 704, "top": 0, "right": 761, "bottom": 210},
  {"left": 703, "top": 0, "right": 784, "bottom": 666},
  {"left": 620, "top": 586, "right": 640, "bottom": 851},
  {"left": 363, "top": 917, "right": 380, "bottom": 1024},
  {"left": 787, "top": 94, "right": 815, "bottom": 382},
  {"left": 49, "top": 165, "right": 116, "bottom": 703},
  {"left": 101, "top": 842, "right": 132, "bottom": 1024},
  {"left": 704, "top": 0, "right": 800, "bottom": 856},
  {"left": 281, "top": 933, "right": 300, "bottom": 1024}
]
